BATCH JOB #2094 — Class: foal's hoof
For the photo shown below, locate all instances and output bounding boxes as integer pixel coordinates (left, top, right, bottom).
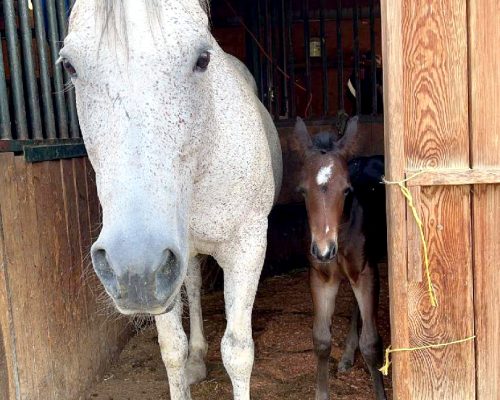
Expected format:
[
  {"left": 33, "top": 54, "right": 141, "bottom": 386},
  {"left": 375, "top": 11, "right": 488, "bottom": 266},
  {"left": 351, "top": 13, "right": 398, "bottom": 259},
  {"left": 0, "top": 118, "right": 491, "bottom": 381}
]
[
  {"left": 186, "top": 358, "right": 207, "bottom": 385},
  {"left": 337, "top": 358, "right": 354, "bottom": 373}
]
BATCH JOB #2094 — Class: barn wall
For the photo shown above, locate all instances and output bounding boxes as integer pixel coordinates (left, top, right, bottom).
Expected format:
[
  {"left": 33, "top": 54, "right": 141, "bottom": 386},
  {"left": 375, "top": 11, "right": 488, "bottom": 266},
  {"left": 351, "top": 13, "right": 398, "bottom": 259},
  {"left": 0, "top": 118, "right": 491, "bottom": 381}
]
[
  {"left": 0, "top": 154, "right": 132, "bottom": 400},
  {"left": 382, "top": 0, "right": 500, "bottom": 398}
]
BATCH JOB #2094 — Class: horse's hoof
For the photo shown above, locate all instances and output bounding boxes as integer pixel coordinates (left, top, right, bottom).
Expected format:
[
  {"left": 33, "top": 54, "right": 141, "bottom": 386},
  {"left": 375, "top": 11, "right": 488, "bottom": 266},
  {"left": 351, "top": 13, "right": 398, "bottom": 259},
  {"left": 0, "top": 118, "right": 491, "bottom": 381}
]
[
  {"left": 337, "top": 358, "right": 354, "bottom": 373},
  {"left": 186, "top": 358, "right": 207, "bottom": 385}
]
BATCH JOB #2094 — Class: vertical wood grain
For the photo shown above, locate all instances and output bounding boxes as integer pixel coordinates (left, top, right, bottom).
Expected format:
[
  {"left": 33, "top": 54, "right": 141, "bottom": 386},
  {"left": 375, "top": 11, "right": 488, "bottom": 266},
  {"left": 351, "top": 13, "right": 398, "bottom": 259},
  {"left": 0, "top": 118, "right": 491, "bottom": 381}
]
[
  {"left": 383, "top": 0, "right": 475, "bottom": 398},
  {"left": 0, "top": 156, "right": 131, "bottom": 399},
  {"left": 0, "top": 154, "right": 20, "bottom": 400},
  {"left": 380, "top": 1, "right": 411, "bottom": 398},
  {"left": 408, "top": 185, "right": 474, "bottom": 399},
  {"left": 403, "top": 0, "right": 469, "bottom": 169},
  {"left": 469, "top": 1, "right": 500, "bottom": 398}
]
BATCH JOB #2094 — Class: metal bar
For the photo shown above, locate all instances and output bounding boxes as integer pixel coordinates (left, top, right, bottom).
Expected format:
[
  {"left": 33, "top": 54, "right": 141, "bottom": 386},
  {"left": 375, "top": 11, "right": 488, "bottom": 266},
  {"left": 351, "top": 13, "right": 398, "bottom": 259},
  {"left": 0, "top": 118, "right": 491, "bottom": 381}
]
[
  {"left": 319, "top": 0, "right": 328, "bottom": 116},
  {"left": 56, "top": 0, "right": 79, "bottom": 138},
  {"left": 287, "top": 0, "right": 296, "bottom": 118},
  {"left": 0, "top": 138, "right": 83, "bottom": 153},
  {"left": 279, "top": 0, "right": 288, "bottom": 117},
  {"left": 273, "top": 114, "right": 383, "bottom": 128},
  {"left": 19, "top": 0, "right": 44, "bottom": 139},
  {"left": 3, "top": 0, "right": 29, "bottom": 139},
  {"left": 352, "top": 0, "right": 362, "bottom": 114},
  {"left": 336, "top": 0, "right": 344, "bottom": 111},
  {"left": 370, "top": 0, "right": 378, "bottom": 115},
  {"left": 46, "top": 0, "right": 69, "bottom": 138},
  {"left": 257, "top": 0, "right": 266, "bottom": 104},
  {"left": 264, "top": 0, "right": 273, "bottom": 112},
  {"left": 32, "top": 0, "right": 57, "bottom": 139},
  {"left": 24, "top": 143, "right": 87, "bottom": 163},
  {"left": 0, "top": 32, "right": 12, "bottom": 139},
  {"left": 302, "top": 0, "right": 311, "bottom": 117},
  {"left": 271, "top": 0, "right": 280, "bottom": 119}
]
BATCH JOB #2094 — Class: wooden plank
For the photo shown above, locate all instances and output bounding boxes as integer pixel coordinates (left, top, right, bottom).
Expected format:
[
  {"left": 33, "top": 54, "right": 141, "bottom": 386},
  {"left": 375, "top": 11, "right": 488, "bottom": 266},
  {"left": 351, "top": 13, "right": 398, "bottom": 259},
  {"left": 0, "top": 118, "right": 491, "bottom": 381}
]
[
  {"left": 472, "top": 185, "right": 500, "bottom": 400},
  {"left": 0, "top": 153, "right": 40, "bottom": 399},
  {"left": 14, "top": 157, "right": 55, "bottom": 399},
  {"left": 30, "top": 161, "right": 71, "bottom": 399},
  {"left": 59, "top": 159, "right": 83, "bottom": 394},
  {"left": 0, "top": 154, "right": 20, "bottom": 400},
  {"left": 405, "top": 168, "right": 500, "bottom": 187},
  {"left": 402, "top": 1, "right": 469, "bottom": 170},
  {"left": 469, "top": 1, "right": 500, "bottom": 398},
  {"left": 407, "top": 185, "right": 475, "bottom": 398},
  {"left": 382, "top": 0, "right": 476, "bottom": 398},
  {"left": 380, "top": 1, "right": 411, "bottom": 398}
]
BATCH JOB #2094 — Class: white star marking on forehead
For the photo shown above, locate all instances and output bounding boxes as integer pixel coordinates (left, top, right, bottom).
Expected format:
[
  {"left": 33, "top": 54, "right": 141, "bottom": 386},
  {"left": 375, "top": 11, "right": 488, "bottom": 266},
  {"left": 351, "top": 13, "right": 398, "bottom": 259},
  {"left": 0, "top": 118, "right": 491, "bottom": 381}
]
[{"left": 316, "top": 164, "right": 333, "bottom": 186}]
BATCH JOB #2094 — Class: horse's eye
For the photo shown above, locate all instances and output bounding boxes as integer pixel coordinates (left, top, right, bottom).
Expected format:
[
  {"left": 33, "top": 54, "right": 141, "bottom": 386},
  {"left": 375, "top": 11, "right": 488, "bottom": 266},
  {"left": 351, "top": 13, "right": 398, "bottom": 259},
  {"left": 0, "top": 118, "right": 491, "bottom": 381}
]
[
  {"left": 61, "top": 58, "right": 77, "bottom": 78},
  {"left": 195, "top": 51, "right": 211, "bottom": 72},
  {"left": 344, "top": 187, "right": 352, "bottom": 196}
]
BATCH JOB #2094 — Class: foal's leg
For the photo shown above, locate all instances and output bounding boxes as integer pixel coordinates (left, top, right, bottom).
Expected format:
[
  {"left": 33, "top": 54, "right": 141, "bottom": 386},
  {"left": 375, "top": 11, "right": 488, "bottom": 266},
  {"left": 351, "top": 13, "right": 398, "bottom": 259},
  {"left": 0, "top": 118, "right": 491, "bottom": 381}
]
[
  {"left": 214, "top": 218, "right": 267, "bottom": 400},
  {"left": 350, "top": 263, "right": 386, "bottom": 400},
  {"left": 155, "top": 295, "right": 191, "bottom": 400},
  {"left": 338, "top": 303, "right": 360, "bottom": 372},
  {"left": 310, "top": 266, "right": 341, "bottom": 400},
  {"left": 185, "top": 256, "right": 208, "bottom": 385}
]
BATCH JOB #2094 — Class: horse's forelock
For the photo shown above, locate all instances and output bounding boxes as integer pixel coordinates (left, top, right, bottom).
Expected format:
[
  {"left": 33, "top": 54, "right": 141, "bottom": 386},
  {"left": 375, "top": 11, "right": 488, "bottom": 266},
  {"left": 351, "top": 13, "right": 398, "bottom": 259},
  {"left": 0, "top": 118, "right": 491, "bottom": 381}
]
[{"left": 96, "top": 0, "right": 210, "bottom": 45}]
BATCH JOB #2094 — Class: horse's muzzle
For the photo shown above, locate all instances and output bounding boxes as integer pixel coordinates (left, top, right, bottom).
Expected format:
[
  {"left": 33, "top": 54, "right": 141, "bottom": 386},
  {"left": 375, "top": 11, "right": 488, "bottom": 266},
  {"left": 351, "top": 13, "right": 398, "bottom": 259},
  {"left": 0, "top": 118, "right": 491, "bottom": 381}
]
[{"left": 92, "top": 247, "right": 182, "bottom": 315}]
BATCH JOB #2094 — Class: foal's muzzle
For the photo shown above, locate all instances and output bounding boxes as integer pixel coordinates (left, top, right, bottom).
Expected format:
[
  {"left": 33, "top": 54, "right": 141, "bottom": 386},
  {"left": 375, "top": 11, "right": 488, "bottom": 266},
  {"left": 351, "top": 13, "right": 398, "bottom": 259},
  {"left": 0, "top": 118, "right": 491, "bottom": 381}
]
[
  {"left": 311, "top": 241, "right": 337, "bottom": 262},
  {"left": 91, "top": 247, "right": 182, "bottom": 315}
]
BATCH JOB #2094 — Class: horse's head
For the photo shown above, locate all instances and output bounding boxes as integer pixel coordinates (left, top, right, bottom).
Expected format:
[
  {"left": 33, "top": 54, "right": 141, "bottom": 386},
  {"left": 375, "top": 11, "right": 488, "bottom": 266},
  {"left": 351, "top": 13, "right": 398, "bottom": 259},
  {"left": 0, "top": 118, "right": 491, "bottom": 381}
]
[
  {"left": 61, "top": 1, "right": 213, "bottom": 314},
  {"left": 295, "top": 117, "right": 360, "bottom": 263}
]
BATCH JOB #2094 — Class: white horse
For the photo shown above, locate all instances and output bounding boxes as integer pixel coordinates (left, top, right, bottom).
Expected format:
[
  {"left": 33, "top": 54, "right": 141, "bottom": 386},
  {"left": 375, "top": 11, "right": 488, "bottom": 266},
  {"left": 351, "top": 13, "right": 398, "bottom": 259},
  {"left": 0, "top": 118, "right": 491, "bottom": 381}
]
[{"left": 61, "top": 1, "right": 282, "bottom": 399}]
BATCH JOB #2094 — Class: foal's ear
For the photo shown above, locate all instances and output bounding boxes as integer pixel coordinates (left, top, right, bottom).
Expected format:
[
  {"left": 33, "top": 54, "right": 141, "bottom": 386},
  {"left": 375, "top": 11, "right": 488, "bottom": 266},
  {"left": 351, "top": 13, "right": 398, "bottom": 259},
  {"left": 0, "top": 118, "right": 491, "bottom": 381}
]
[
  {"left": 294, "top": 117, "right": 313, "bottom": 152},
  {"left": 337, "top": 116, "right": 360, "bottom": 160}
]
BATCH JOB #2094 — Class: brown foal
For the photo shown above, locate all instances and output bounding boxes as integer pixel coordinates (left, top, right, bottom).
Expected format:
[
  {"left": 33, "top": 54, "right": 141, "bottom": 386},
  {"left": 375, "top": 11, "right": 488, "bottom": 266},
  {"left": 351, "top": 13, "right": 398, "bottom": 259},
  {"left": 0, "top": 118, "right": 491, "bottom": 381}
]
[{"left": 294, "top": 116, "right": 386, "bottom": 400}]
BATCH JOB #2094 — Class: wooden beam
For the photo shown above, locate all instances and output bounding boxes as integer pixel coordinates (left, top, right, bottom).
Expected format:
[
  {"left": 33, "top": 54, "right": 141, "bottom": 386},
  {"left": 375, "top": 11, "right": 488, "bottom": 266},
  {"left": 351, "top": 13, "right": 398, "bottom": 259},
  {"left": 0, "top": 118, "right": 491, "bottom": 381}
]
[
  {"left": 404, "top": 168, "right": 500, "bottom": 187},
  {"left": 380, "top": 0, "right": 411, "bottom": 398},
  {"left": 469, "top": 0, "right": 500, "bottom": 398}
]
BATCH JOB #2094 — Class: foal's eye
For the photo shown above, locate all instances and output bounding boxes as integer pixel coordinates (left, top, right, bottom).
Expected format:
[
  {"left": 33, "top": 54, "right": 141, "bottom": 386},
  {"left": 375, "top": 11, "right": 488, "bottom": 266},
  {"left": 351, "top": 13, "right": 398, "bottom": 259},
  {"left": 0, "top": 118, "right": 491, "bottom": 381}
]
[
  {"left": 195, "top": 51, "right": 211, "bottom": 72},
  {"left": 61, "top": 58, "right": 77, "bottom": 78},
  {"left": 297, "top": 187, "right": 307, "bottom": 197},
  {"left": 344, "top": 187, "right": 353, "bottom": 196}
]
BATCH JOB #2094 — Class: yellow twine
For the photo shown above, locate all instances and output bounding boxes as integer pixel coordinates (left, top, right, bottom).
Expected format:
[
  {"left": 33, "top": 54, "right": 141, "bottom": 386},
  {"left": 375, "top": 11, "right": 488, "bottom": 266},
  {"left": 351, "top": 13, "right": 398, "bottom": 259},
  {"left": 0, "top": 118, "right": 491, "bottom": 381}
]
[
  {"left": 379, "top": 336, "right": 476, "bottom": 376},
  {"left": 380, "top": 169, "right": 475, "bottom": 376},
  {"left": 383, "top": 170, "right": 438, "bottom": 308}
]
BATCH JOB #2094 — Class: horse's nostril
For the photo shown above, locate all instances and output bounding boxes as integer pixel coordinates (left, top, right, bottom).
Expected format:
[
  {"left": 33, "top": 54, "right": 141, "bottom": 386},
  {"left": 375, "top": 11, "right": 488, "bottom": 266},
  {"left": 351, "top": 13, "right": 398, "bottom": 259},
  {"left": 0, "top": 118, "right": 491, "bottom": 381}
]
[
  {"left": 157, "top": 249, "right": 177, "bottom": 276},
  {"left": 311, "top": 242, "right": 320, "bottom": 258},
  {"left": 154, "top": 249, "right": 180, "bottom": 299},
  {"left": 329, "top": 243, "right": 337, "bottom": 259},
  {"left": 92, "top": 248, "right": 121, "bottom": 298}
]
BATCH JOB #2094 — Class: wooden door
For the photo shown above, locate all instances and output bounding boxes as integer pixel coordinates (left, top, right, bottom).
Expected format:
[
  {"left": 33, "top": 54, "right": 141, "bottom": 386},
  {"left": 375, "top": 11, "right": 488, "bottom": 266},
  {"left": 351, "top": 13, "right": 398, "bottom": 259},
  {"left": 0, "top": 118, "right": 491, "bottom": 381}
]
[{"left": 381, "top": 0, "right": 500, "bottom": 398}]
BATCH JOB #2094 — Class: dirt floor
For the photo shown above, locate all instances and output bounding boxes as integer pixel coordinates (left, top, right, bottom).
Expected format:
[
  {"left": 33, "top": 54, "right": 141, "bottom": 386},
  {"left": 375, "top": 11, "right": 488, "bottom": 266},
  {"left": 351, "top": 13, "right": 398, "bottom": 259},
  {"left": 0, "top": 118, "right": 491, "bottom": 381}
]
[{"left": 87, "top": 267, "right": 392, "bottom": 400}]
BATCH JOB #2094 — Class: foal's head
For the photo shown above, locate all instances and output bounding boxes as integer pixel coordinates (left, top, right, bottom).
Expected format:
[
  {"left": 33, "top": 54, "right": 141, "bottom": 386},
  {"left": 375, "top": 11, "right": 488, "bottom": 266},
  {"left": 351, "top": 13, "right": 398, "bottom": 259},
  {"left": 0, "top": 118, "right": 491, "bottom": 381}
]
[{"left": 295, "top": 117, "right": 360, "bottom": 262}]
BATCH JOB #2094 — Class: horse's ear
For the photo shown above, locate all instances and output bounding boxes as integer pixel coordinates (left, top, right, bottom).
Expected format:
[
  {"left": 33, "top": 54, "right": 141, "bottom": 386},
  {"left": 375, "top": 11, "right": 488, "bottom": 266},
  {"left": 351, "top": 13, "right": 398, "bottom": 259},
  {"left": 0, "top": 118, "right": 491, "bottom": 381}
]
[
  {"left": 294, "top": 117, "right": 313, "bottom": 153},
  {"left": 337, "top": 116, "right": 360, "bottom": 160}
]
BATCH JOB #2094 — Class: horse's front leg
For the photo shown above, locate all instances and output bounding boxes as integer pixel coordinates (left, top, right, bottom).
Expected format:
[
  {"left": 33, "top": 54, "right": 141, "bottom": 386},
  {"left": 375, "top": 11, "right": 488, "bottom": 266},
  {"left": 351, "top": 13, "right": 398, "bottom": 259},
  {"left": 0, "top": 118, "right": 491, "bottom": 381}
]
[
  {"left": 350, "top": 262, "right": 387, "bottom": 400},
  {"left": 185, "top": 256, "right": 208, "bottom": 385},
  {"left": 310, "top": 265, "right": 341, "bottom": 400},
  {"left": 155, "top": 295, "right": 191, "bottom": 400},
  {"left": 214, "top": 218, "right": 268, "bottom": 400}
]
